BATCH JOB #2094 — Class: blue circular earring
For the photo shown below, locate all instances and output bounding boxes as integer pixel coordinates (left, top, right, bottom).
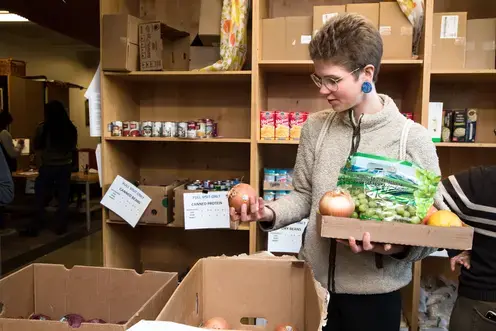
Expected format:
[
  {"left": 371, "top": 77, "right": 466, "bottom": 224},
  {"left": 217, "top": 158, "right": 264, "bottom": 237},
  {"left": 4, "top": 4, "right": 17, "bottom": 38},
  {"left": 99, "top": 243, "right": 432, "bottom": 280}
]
[{"left": 361, "top": 81, "right": 372, "bottom": 94}]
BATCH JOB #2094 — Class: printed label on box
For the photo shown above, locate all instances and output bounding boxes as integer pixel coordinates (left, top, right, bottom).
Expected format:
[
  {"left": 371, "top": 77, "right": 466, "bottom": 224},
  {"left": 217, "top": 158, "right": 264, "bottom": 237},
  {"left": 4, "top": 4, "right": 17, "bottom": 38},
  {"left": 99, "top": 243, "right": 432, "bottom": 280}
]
[
  {"left": 483, "top": 41, "right": 496, "bottom": 51},
  {"left": 183, "top": 192, "right": 230, "bottom": 230},
  {"left": 400, "top": 26, "right": 413, "bottom": 36},
  {"left": 322, "top": 13, "right": 338, "bottom": 25},
  {"left": 440, "top": 15, "right": 459, "bottom": 39},
  {"left": 268, "top": 219, "right": 308, "bottom": 253},
  {"left": 454, "top": 37, "right": 466, "bottom": 46},
  {"left": 379, "top": 26, "right": 392, "bottom": 36},
  {"left": 300, "top": 35, "right": 312, "bottom": 44}
]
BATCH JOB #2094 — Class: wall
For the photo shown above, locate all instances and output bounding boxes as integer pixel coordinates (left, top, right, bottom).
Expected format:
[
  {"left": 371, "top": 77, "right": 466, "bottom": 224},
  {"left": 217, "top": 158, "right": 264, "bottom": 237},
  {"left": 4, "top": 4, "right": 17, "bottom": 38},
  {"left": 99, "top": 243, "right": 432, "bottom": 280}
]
[{"left": 0, "top": 23, "right": 100, "bottom": 149}]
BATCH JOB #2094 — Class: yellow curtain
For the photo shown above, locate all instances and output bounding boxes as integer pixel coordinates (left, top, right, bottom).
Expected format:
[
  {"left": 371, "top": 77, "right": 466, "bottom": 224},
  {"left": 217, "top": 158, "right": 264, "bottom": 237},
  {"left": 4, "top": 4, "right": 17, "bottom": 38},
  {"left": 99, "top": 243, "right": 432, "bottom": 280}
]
[
  {"left": 396, "top": 0, "right": 425, "bottom": 56},
  {"left": 201, "top": 0, "right": 250, "bottom": 71}
]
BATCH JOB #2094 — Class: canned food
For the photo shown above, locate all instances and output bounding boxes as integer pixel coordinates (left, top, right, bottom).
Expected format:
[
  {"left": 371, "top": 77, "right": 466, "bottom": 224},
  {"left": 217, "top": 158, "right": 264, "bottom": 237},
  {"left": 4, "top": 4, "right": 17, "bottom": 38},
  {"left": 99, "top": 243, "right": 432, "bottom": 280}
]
[
  {"left": 196, "top": 119, "right": 206, "bottom": 138},
  {"left": 111, "top": 121, "right": 123, "bottom": 136},
  {"left": 152, "top": 122, "right": 162, "bottom": 137},
  {"left": 186, "top": 184, "right": 199, "bottom": 190},
  {"left": 212, "top": 122, "right": 218, "bottom": 137},
  {"left": 162, "top": 122, "right": 174, "bottom": 137},
  {"left": 107, "top": 122, "right": 113, "bottom": 133},
  {"left": 202, "top": 180, "right": 211, "bottom": 189},
  {"left": 264, "top": 191, "right": 276, "bottom": 202},
  {"left": 177, "top": 122, "right": 187, "bottom": 138},
  {"left": 141, "top": 121, "right": 152, "bottom": 137},
  {"left": 205, "top": 119, "right": 214, "bottom": 138},
  {"left": 122, "top": 122, "right": 130, "bottom": 136},
  {"left": 187, "top": 121, "right": 197, "bottom": 139},
  {"left": 129, "top": 121, "right": 140, "bottom": 136}
]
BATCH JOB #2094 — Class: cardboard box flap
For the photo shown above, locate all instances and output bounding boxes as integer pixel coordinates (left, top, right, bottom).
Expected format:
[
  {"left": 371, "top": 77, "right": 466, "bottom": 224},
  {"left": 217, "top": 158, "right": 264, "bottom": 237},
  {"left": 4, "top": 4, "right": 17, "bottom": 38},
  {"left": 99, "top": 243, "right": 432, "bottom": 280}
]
[
  {"left": 197, "top": 0, "right": 222, "bottom": 46},
  {"left": 0, "top": 265, "right": 34, "bottom": 318}
]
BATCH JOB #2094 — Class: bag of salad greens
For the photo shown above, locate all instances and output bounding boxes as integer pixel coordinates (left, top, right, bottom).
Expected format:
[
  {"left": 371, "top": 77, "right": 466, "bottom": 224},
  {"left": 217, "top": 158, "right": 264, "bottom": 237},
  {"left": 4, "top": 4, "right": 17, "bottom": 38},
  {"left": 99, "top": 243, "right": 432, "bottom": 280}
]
[{"left": 337, "top": 153, "right": 441, "bottom": 224}]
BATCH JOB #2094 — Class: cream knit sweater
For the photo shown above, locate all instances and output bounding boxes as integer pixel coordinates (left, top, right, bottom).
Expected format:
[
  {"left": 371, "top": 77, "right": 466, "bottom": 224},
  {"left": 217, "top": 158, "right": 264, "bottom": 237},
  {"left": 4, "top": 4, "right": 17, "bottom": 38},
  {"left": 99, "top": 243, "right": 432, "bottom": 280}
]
[{"left": 263, "top": 94, "right": 446, "bottom": 294}]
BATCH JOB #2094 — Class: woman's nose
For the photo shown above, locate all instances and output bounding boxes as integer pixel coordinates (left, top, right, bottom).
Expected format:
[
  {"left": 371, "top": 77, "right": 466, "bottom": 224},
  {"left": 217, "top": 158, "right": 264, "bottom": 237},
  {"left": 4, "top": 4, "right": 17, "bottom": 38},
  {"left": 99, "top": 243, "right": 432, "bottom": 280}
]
[{"left": 319, "top": 85, "right": 331, "bottom": 96}]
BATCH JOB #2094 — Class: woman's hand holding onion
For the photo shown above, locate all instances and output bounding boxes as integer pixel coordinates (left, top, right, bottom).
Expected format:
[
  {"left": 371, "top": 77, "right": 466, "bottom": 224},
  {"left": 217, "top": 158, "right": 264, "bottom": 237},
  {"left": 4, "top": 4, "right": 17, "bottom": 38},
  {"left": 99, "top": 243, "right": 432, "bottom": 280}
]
[{"left": 229, "top": 196, "right": 274, "bottom": 223}]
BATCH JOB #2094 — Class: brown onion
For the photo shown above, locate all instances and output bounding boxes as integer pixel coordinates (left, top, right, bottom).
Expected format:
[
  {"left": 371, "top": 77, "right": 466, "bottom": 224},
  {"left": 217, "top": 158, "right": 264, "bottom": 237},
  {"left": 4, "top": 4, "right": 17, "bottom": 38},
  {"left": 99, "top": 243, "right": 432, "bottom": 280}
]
[
  {"left": 203, "top": 317, "right": 230, "bottom": 329},
  {"left": 275, "top": 324, "right": 299, "bottom": 331},
  {"left": 319, "top": 190, "right": 355, "bottom": 217},
  {"left": 28, "top": 313, "right": 51, "bottom": 320},
  {"left": 228, "top": 183, "right": 257, "bottom": 213}
]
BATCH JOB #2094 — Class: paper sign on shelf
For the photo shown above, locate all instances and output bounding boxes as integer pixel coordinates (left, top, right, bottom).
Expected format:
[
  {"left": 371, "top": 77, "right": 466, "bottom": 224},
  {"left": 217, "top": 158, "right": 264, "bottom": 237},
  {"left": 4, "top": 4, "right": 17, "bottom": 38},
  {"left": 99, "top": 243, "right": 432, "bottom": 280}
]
[
  {"left": 183, "top": 191, "right": 230, "bottom": 230},
  {"left": 268, "top": 218, "right": 309, "bottom": 253},
  {"left": 85, "top": 64, "right": 102, "bottom": 137},
  {"left": 100, "top": 175, "right": 151, "bottom": 227},
  {"left": 95, "top": 143, "right": 102, "bottom": 187}
]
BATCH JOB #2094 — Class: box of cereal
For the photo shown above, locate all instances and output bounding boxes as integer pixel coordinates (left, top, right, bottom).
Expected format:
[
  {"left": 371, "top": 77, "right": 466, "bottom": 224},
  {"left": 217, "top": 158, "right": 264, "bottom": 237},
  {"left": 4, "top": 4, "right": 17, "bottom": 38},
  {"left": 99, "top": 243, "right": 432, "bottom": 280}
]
[
  {"left": 275, "top": 111, "right": 290, "bottom": 140},
  {"left": 289, "top": 112, "right": 309, "bottom": 140},
  {"left": 260, "top": 111, "right": 275, "bottom": 140}
]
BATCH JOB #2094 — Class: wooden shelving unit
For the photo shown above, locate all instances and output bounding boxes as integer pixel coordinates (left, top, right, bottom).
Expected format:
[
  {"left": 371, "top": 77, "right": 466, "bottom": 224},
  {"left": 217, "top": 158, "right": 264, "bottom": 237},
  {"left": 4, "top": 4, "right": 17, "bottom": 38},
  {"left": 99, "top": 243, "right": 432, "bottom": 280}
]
[{"left": 100, "top": 0, "right": 496, "bottom": 330}]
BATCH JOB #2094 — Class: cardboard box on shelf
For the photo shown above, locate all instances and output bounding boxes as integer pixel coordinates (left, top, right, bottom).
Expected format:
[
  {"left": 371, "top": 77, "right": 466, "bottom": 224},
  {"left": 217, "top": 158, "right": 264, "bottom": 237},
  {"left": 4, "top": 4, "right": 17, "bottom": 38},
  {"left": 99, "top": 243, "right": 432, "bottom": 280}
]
[
  {"left": 379, "top": 2, "right": 414, "bottom": 60},
  {"left": 262, "top": 17, "right": 312, "bottom": 61},
  {"left": 465, "top": 18, "right": 496, "bottom": 70},
  {"left": 428, "top": 102, "right": 443, "bottom": 143},
  {"left": 139, "top": 0, "right": 190, "bottom": 33},
  {"left": 153, "top": 254, "right": 328, "bottom": 331},
  {"left": 102, "top": 14, "right": 143, "bottom": 72},
  {"left": 189, "top": 46, "right": 220, "bottom": 70},
  {"left": 139, "top": 21, "right": 190, "bottom": 71},
  {"left": 0, "top": 264, "right": 177, "bottom": 330},
  {"left": 346, "top": 3, "right": 379, "bottom": 29},
  {"left": 313, "top": 5, "right": 346, "bottom": 35},
  {"left": 109, "top": 180, "right": 186, "bottom": 225},
  {"left": 318, "top": 215, "right": 474, "bottom": 250},
  {"left": 197, "top": 0, "right": 222, "bottom": 46},
  {"left": 432, "top": 12, "right": 467, "bottom": 70}
]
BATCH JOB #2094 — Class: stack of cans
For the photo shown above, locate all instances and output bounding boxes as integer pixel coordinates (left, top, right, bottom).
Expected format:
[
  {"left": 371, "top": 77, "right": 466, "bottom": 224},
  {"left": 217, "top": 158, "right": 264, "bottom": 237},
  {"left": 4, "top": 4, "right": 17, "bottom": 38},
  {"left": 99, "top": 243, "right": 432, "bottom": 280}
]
[{"left": 109, "top": 120, "right": 218, "bottom": 138}]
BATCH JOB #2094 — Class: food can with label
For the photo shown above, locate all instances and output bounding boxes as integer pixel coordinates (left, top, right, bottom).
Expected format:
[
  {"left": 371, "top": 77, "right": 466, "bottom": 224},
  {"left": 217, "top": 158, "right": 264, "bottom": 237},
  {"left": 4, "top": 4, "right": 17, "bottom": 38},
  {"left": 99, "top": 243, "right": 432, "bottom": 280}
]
[
  {"left": 162, "top": 121, "right": 173, "bottom": 137},
  {"left": 141, "top": 121, "right": 153, "bottom": 137},
  {"left": 212, "top": 122, "right": 218, "bottom": 137},
  {"left": 129, "top": 121, "right": 140, "bottom": 136},
  {"left": 204, "top": 118, "right": 214, "bottom": 138},
  {"left": 187, "top": 121, "right": 197, "bottom": 139},
  {"left": 177, "top": 122, "right": 187, "bottom": 138},
  {"left": 170, "top": 122, "right": 178, "bottom": 137},
  {"left": 122, "top": 122, "right": 130, "bottom": 136},
  {"left": 111, "top": 121, "right": 123, "bottom": 136},
  {"left": 152, "top": 122, "right": 162, "bottom": 137},
  {"left": 196, "top": 119, "right": 206, "bottom": 138}
]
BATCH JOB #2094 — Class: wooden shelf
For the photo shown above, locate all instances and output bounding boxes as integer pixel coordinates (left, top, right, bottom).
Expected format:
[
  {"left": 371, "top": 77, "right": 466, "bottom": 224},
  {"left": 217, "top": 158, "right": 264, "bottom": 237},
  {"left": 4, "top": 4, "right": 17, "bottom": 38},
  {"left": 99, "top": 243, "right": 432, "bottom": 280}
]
[
  {"left": 259, "top": 59, "right": 423, "bottom": 74},
  {"left": 258, "top": 140, "right": 299, "bottom": 145},
  {"left": 104, "top": 70, "right": 252, "bottom": 83},
  {"left": 435, "top": 142, "right": 496, "bottom": 148},
  {"left": 105, "top": 136, "right": 251, "bottom": 143},
  {"left": 106, "top": 220, "right": 250, "bottom": 231},
  {"left": 431, "top": 69, "right": 496, "bottom": 82}
]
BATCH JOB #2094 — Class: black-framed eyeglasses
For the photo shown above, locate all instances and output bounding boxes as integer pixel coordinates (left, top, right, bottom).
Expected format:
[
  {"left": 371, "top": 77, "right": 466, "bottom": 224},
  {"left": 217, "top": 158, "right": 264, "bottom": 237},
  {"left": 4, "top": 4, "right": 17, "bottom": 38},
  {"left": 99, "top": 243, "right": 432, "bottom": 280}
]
[{"left": 310, "top": 67, "right": 361, "bottom": 92}]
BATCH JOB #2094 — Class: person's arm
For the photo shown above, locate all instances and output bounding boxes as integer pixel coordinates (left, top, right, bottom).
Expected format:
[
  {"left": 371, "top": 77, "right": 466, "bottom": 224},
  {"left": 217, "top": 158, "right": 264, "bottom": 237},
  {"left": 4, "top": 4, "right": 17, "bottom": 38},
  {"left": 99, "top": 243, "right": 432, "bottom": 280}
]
[
  {"left": 0, "top": 147, "right": 14, "bottom": 205},
  {"left": 0, "top": 130, "right": 21, "bottom": 158},
  {"left": 260, "top": 114, "right": 322, "bottom": 231},
  {"left": 390, "top": 123, "right": 445, "bottom": 262}
]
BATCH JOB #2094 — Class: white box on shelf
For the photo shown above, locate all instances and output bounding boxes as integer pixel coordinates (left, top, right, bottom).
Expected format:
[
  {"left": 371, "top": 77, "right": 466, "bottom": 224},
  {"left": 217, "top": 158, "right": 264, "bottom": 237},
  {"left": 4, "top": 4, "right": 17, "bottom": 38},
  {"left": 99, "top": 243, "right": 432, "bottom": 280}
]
[{"left": 428, "top": 102, "right": 444, "bottom": 143}]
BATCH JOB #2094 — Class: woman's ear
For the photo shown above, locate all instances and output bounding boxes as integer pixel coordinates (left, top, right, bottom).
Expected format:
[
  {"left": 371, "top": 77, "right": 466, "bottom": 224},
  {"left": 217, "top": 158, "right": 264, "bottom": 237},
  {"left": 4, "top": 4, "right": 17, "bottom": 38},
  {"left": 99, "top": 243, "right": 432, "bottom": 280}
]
[{"left": 362, "top": 64, "right": 375, "bottom": 82}]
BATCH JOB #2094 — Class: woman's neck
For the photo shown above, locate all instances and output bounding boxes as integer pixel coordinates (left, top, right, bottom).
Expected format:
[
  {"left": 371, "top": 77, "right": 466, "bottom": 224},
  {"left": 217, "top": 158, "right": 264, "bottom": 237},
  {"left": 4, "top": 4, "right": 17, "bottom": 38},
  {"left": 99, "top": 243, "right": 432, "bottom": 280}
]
[{"left": 353, "top": 91, "right": 384, "bottom": 122}]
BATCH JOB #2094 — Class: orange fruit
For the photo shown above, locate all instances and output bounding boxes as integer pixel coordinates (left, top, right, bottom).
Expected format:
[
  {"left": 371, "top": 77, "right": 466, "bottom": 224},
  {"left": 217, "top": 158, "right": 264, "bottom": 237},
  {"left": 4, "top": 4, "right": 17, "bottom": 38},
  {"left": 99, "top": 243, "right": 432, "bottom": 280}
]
[{"left": 427, "top": 210, "right": 463, "bottom": 227}]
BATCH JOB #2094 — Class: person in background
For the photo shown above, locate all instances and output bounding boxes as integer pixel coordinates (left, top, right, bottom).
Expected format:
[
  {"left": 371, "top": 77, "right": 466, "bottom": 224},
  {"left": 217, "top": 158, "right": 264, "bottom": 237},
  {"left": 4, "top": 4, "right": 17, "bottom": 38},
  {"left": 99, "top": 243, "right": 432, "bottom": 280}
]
[
  {"left": 0, "top": 147, "right": 14, "bottom": 227},
  {"left": 0, "top": 111, "right": 23, "bottom": 236},
  {"left": 22, "top": 100, "right": 77, "bottom": 236},
  {"left": 439, "top": 166, "right": 496, "bottom": 331},
  {"left": 230, "top": 13, "right": 445, "bottom": 331}
]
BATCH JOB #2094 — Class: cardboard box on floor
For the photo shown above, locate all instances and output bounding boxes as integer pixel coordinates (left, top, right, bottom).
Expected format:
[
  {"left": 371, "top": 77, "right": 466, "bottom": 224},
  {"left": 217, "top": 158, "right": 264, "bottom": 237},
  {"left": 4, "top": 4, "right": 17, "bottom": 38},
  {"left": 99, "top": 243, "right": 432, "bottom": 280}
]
[
  {"left": 432, "top": 12, "right": 467, "bottom": 70},
  {"left": 465, "top": 18, "right": 496, "bottom": 70},
  {"left": 379, "top": 2, "right": 414, "bottom": 60},
  {"left": 262, "top": 17, "right": 312, "bottom": 61},
  {"left": 313, "top": 5, "right": 346, "bottom": 35},
  {"left": 346, "top": 3, "right": 379, "bottom": 30},
  {"left": 109, "top": 180, "right": 187, "bottom": 225},
  {"left": 317, "top": 214, "right": 474, "bottom": 250},
  {"left": 102, "top": 14, "right": 143, "bottom": 72},
  {"left": 0, "top": 264, "right": 177, "bottom": 330},
  {"left": 150, "top": 253, "right": 328, "bottom": 331}
]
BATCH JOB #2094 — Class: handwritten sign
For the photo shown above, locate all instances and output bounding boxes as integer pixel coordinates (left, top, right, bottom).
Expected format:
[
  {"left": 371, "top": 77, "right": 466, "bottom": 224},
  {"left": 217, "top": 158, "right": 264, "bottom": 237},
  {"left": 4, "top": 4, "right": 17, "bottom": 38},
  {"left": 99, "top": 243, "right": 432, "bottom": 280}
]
[
  {"left": 100, "top": 175, "right": 151, "bottom": 227},
  {"left": 183, "top": 191, "right": 229, "bottom": 230},
  {"left": 268, "top": 219, "right": 309, "bottom": 253}
]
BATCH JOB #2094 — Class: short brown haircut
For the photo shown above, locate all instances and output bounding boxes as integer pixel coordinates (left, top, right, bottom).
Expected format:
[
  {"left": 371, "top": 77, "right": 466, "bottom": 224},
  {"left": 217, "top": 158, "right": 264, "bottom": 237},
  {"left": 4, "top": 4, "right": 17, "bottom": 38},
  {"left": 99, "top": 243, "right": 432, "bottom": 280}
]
[{"left": 309, "top": 13, "right": 383, "bottom": 82}]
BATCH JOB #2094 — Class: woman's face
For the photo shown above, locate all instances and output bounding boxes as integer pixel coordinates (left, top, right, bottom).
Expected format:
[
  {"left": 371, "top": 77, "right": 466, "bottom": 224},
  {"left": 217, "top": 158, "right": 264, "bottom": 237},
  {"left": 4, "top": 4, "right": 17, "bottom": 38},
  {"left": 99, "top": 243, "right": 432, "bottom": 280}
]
[{"left": 312, "top": 60, "right": 371, "bottom": 113}]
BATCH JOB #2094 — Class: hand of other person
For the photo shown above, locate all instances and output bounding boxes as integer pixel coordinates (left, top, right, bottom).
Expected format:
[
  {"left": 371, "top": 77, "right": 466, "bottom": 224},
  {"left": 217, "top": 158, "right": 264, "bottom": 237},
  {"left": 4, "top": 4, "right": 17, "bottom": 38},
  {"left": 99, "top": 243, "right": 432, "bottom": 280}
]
[
  {"left": 229, "top": 196, "right": 274, "bottom": 223},
  {"left": 337, "top": 232, "right": 406, "bottom": 255},
  {"left": 450, "top": 250, "right": 471, "bottom": 271}
]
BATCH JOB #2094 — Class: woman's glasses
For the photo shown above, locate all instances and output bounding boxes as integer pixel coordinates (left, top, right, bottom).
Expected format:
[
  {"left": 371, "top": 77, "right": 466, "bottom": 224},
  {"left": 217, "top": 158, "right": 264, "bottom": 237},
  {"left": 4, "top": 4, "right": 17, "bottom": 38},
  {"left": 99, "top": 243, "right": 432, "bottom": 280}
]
[{"left": 310, "top": 67, "right": 361, "bottom": 92}]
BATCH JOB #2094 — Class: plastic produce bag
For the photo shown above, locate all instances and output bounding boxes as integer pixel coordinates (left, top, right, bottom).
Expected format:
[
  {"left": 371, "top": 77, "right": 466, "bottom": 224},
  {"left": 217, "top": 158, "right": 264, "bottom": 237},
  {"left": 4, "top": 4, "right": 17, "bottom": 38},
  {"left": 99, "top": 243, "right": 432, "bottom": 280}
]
[{"left": 337, "top": 153, "right": 441, "bottom": 223}]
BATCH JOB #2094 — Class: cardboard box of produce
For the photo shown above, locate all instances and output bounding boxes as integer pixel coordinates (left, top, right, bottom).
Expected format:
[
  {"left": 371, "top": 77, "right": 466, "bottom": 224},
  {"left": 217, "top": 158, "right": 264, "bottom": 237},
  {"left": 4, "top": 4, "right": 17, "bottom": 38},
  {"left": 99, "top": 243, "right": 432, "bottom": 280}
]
[
  {"left": 262, "top": 17, "right": 312, "bottom": 61},
  {"left": 109, "top": 180, "right": 186, "bottom": 225},
  {"left": 313, "top": 5, "right": 346, "bottom": 35},
  {"left": 153, "top": 253, "right": 328, "bottom": 331},
  {"left": 317, "top": 214, "right": 474, "bottom": 250},
  {"left": 466, "top": 18, "right": 496, "bottom": 70},
  {"left": 102, "top": 14, "right": 143, "bottom": 72},
  {"left": 346, "top": 3, "right": 379, "bottom": 29},
  {"left": 0, "top": 264, "right": 177, "bottom": 330},
  {"left": 189, "top": 46, "right": 220, "bottom": 70},
  {"left": 432, "top": 12, "right": 467, "bottom": 70},
  {"left": 379, "top": 2, "right": 414, "bottom": 60}
]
